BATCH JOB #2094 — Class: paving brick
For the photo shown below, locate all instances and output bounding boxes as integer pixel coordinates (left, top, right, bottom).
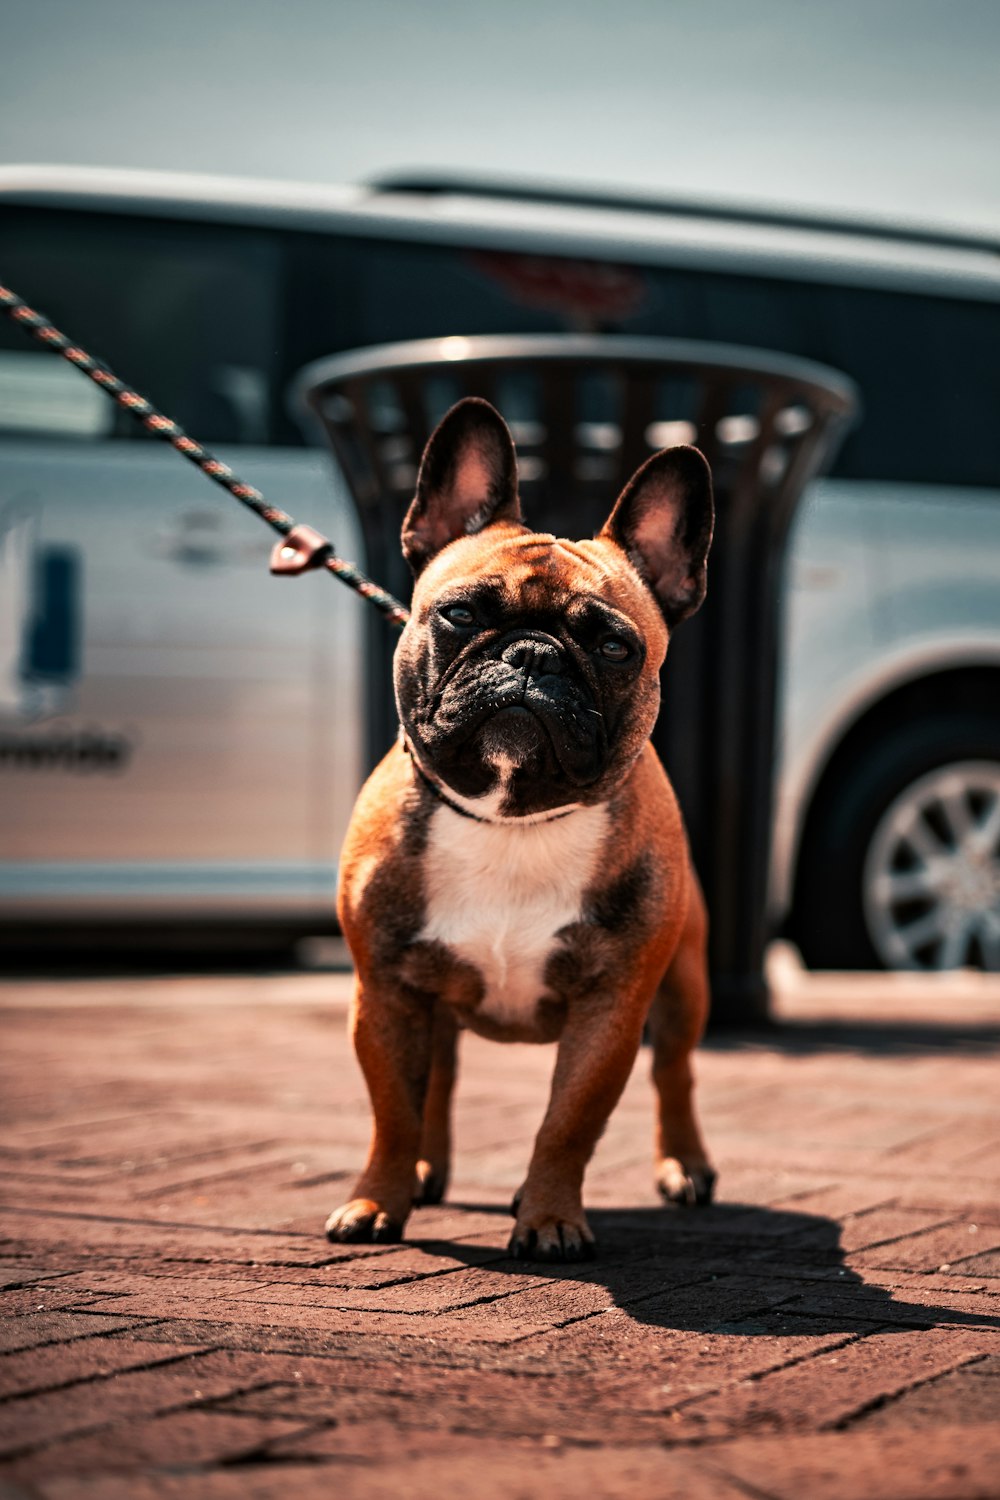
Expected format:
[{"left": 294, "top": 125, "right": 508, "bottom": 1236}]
[
  {"left": 774, "top": 1278, "right": 1000, "bottom": 1327},
  {"left": 854, "top": 1359, "right": 1000, "bottom": 1429},
  {"left": 225, "top": 1263, "right": 544, "bottom": 1313},
  {"left": 675, "top": 1328, "right": 999, "bottom": 1436},
  {"left": 839, "top": 1267, "right": 997, "bottom": 1300},
  {"left": 0, "top": 1288, "right": 99, "bottom": 1319},
  {"left": 0, "top": 1264, "right": 70, "bottom": 1292},
  {"left": 834, "top": 1207, "right": 956, "bottom": 1253},
  {"left": 849, "top": 1220, "right": 1000, "bottom": 1273},
  {"left": 524, "top": 1312, "right": 861, "bottom": 1402},
  {"left": 49, "top": 1273, "right": 270, "bottom": 1303},
  {"left": 522, "top": 1271, "right": 837, "bottom": 1347},
  {"left": 95, "top": 1316, "right": 464, "bottom": 1364},
  {"left": 893, "top": 1189, "right": 1000, "bottom": 1219},
  {"left": 0, "top": 1349, "right": 274, "bottom": 1456},
  {"left": 766, "top": 1184, "right": 900, "bottom": 1220},
  {"left": 0, "top": 1314, "right": 140, "bottom": 1357},
  {"left": 0, "top": 1339, "right": 210, "bottom": 1401},
  {"left": 5, "top": 1410, "right": 313, "bottom": 1478},
  {"left": 706, "top": 1423, "right": 1000, "bottom": 1500},
  {"left": 952, "top": 1250, "right": 1000, "bottom": 1278},
  {"left": 884, "top": 1118, "right": 1000, "bottom": 1171}
]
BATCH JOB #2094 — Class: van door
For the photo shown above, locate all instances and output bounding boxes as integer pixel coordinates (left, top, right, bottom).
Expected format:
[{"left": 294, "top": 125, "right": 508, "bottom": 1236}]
[{"left": 0, "top": 207, "right": 361, "bottom": 927}]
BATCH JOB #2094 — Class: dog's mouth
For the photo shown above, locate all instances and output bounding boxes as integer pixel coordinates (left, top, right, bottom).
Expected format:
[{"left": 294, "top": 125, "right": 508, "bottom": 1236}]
[
  {"left": 411, "top": 653, "right": 608, "bottom": 805},
  {"left": 478, "top": 701, "right": 564, "bottom": 769},
  {"left": 486, "top": 684, "right": 601, "bottom": 761},
  {"left": 474, "top": 657, "right": 602, "bottom": 756}
]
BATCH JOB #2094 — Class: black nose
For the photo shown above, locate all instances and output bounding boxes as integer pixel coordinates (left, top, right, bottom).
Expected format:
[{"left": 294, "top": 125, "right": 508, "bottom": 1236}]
[{"left": 501, "top": 637, "right": 564, "bottom": 676}]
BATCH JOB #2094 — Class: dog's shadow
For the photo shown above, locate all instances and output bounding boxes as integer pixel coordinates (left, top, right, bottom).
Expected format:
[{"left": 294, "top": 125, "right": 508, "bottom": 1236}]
[{"left": 414, "top": 1202, "right": 1000, "bottom": 1337}]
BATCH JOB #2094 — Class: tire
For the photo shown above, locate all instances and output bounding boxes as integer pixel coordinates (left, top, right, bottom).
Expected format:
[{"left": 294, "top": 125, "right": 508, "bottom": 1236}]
[{"left": 793, "top": 711, "right": 1000, "bottom": 971}]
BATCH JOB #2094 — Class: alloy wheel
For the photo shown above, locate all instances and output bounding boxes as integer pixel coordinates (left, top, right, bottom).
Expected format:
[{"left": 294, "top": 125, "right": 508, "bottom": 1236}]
[{"left": 862, "top": 760, "right": 1000, "bottom": 970}]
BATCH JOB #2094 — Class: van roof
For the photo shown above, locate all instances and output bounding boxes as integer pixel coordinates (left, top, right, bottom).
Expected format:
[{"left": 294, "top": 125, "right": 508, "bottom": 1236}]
[
  {"left": 372, "top": 171, "right": 1000, "bottom": 258},
  {"left": 3, "top": 164, "right": 999, "bottom": 301}
]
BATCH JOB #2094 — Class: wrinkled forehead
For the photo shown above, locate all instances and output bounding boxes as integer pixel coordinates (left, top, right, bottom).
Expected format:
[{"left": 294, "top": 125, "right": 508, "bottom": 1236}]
[{"left": 413, "top": 527, "right": 665, "bottom": 638}]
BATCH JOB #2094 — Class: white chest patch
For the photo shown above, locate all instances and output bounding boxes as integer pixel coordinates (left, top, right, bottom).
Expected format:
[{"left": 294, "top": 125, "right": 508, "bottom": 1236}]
[{"left": 419, "top": 801, "right": 610, "bottom": 1027}]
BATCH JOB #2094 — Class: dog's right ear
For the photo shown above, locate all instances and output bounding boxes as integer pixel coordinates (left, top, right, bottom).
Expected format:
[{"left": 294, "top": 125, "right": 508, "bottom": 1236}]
[
  {"left": 402, "top": 398, "right": 522, "bottom": 575},
  {"left": 600, "top": 446, "right": 714, "bottom": 627}
]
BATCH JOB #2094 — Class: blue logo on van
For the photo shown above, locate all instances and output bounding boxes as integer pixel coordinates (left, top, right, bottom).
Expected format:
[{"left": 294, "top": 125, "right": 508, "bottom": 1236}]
[
  {"left": 0, "top": 508, "right": 133, "bottom": 771},
  {"left": 0, "top": 506, "right": 82, "bottom": 722}
]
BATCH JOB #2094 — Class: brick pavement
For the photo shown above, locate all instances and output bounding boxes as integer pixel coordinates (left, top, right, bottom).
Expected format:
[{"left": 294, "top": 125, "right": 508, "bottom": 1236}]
[{"left": 1, "top": 953, "right": 998, "bottom": 1499}]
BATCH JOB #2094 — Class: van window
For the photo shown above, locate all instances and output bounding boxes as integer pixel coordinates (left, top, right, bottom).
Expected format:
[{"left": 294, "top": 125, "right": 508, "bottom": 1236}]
[
  {"left": 4, "top": 206, "right": 996, "bottom": 487},
  {"left": 0, "top": 208, "right": 281, "bottom": 445},
  {"left": 284, "top": 235, "right": 1000, "bottom": 488},
  {"left": 637, "top": 265, "right": 1000, "bottom": 489},
  {"left": 0, "top": 350, "right": 112, "bottom": 437}
]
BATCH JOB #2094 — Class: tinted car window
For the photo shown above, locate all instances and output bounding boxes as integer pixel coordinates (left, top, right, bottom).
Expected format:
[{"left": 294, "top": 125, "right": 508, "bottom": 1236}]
[
  {"left": 285, "top": 235, "right": 1000, "bottom": 486},
  {"left": 0, "top": 208, "right": 282, "bottom": 445},
  {"left": 4, "top": 206, "right": 996, "bottom": 486}
]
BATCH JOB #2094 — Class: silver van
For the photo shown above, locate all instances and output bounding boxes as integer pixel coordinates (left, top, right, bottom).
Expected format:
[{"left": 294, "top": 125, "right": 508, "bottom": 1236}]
[{"left": 1, "top": 166, "right": 998, "bottom": 969}]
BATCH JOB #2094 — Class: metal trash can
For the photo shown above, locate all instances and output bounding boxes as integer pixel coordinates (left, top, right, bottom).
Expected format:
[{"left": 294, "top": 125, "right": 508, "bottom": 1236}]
[{"left": 296, "top": 335, "right": 857, "bottom": 1023}]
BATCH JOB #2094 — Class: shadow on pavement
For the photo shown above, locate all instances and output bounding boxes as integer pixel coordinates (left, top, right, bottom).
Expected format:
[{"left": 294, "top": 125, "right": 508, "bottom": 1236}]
[
  {"left": 705, "top": 1019, "right": 1000, "bottom": 1057},
  {"left": 419, "top": 1203, "right": 1000, "bottom": 1336}
]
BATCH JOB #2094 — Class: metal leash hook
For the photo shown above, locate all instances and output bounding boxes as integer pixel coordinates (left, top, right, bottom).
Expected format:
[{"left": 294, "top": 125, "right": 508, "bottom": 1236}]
[{"left": 269, "top": 524, "right": 333, "bottom": 575}]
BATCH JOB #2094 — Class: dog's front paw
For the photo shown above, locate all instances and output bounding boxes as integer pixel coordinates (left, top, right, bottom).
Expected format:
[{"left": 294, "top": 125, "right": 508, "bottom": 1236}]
[
  {"left": 508, "top": 1208, "right": 596, "bottom": 1263},
  {"left": 655, "top": 1157, "right": 717, "bottom": 1206},
  {"left": 325, "top": 1198, "right": 403, "bottom": 1244}
]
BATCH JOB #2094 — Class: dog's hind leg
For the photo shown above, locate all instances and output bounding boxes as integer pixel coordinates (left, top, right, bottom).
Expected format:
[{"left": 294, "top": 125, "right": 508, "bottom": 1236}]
[
  {"left": 648, "top": 874, "right": 716, "bottom": 1206},
  {"left": 414, "top": 1001, "right": 459, "bottom": 1206}
]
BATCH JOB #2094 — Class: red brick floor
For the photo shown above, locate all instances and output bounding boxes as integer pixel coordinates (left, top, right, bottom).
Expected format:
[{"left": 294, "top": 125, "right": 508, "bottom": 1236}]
[{"left": 1, "top": 954, "right": 998, "bottom": 1498}]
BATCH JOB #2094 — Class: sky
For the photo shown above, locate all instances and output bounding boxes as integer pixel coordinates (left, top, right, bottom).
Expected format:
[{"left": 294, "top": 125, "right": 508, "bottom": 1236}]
[{"left": 1, "top": 0, "right": 999, "bottom": 234}]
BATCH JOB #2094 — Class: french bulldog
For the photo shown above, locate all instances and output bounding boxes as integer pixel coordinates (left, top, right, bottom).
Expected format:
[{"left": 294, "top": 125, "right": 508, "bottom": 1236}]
[{"left": 327, "top": 396, "right": 716, "bottom": 1261}]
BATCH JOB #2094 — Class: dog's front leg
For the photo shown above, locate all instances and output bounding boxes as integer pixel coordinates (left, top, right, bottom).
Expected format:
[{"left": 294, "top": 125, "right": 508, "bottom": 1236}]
[
  {"left": 325, "top": 976, "right": 433, "bottom": 1244},
  {"left": 510, "top": 995, "right": 647, "bottom": 1262}
]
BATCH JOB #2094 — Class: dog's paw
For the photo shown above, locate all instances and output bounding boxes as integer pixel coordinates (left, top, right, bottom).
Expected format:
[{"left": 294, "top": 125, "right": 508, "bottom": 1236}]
[
  {"left": 510, "top": 1182, "right": 525, "bottom": 1217},
  {"left": 325, "top": 1198, "right": 403, "bottom": 1244},
  {"left": 655, "top": 1158, "right": 717, "bottom": 1206},
  {"left": 508, "top": 1211, "right": 596, "bottom": 1263},
  {"left": 412, "top": 1159, "right": 448, "bottom": 1207}
]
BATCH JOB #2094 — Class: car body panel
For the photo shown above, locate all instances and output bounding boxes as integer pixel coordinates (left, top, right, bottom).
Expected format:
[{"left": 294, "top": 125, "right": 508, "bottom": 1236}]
[
  {"left": 772, "top": 480, "right": 1000, "bottom": 913},
  {"left": 0, "top": 440, "right": 362, "bottom": 918}
]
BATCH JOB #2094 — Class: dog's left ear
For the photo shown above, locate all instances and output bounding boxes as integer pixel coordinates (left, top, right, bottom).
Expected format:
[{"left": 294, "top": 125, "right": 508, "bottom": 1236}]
[
  {"left": 600, "top": 446, "right": 714, "bottom": 627},
  {"left": 402, "top": 397, "right": 522, "bottom": 574}
]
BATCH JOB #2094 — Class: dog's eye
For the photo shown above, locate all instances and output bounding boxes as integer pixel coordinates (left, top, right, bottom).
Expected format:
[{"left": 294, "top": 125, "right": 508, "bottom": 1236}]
[
  {"left": 440, "top": 602, "right": 476, "bottom": 628},
  {"left": 599, "top": 637, "right": 631, "bottom": 662}
]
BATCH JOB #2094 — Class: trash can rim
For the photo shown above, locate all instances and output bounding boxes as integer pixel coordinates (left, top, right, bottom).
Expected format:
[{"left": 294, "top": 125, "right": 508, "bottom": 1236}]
[{"left": 293, "top": 332, "right": 858, "bottom": 422}]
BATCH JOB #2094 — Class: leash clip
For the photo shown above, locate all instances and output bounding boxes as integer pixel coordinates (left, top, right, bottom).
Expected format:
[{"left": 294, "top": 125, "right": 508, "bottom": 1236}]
[{"left": 270, "top": 524, "right": 333, "bottom": 576}]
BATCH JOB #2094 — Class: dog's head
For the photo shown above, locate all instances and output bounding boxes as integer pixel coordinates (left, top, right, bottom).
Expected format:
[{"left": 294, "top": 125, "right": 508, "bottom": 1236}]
[{"left": 394, "top": 398, "right": 713, "bottom": 817}]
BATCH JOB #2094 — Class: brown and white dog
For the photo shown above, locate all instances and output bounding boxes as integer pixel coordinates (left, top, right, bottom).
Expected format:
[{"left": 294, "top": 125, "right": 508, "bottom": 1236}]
[{"left": 327, "top": 396, "right": 717, "bottom": 1262}]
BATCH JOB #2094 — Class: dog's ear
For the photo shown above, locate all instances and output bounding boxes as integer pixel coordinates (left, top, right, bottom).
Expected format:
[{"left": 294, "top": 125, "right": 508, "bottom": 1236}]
[
  {"left": 402, "top": 398, "right": 522, "bottom": 575},
  {"left": 600, "top": 446, "right": 714, "bottom": 627}
]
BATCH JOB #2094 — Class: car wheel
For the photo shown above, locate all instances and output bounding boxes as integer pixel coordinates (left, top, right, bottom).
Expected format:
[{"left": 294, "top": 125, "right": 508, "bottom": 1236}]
[{"left": 794, "top": 713, "right": 1000, "bottom": 971}]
